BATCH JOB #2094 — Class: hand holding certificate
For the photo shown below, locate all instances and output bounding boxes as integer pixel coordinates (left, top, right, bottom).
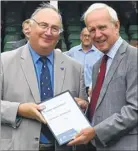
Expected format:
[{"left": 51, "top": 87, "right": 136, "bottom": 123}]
[{"left": 40, "top": 91, "right": 91, "bottom": 145}]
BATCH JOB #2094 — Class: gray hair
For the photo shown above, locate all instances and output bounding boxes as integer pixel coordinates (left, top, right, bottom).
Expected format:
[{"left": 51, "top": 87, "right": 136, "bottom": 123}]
[
  {"left": 30, "top": 2, "right": 63, "bottom": 32},
  {"left": 82, "top": 3, "right": 119, "bottom": 24}
]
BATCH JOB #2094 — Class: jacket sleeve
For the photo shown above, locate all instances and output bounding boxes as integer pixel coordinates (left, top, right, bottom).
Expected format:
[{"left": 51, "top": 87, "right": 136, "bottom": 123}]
[{"left": 1, "top": 59, "right": 21, "bottom": 128}]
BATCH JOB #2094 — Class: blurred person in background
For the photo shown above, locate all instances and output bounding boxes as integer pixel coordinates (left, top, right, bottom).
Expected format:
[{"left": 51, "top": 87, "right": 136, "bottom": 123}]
[
  {"left": 12, "top": 19, "right": 31, "bottom": 49},
  {"left": 66, "top": 27, "right": 103, "bottom": 95}
]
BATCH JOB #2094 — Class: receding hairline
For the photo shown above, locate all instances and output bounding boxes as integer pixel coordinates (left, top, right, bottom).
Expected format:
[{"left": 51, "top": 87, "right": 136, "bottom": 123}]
[
  {"left": 31, "top": 2, "right": 60, "bottom": 18},
  {"left": 31, "top": 8, "right": 60, "bottom": 19},
  {"left": 30, "top": 4, "right": 63, "bottom": 30}
]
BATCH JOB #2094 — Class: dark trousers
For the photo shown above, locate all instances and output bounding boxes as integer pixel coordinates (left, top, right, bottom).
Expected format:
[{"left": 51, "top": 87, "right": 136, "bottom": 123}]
[
  {"left": 39, "top": 142, "right": 96, "bottom": 151},
  {"left": 76, "top": 143, "right": 96, "bottom": 151}
]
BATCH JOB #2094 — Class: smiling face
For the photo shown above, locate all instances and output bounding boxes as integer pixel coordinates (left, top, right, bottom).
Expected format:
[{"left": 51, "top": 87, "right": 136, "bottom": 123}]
[
  {"left": 29, "top": 8, "right": 61, "bottom": 55},
  {"left": 86, "top": 8, "right": 120, "bottom": 53}
]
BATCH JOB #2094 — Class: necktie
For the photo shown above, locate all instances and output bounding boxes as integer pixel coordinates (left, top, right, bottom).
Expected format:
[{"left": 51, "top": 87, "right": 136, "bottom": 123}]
[
  {"left": 40, "top": 57, "right": 53, "bottom": 101},
  {"left": 89, "top": 55, "right": 108, "bottom": 121},
  {"left": 39, "top": 56, "right": 53, "bottom": 143}
]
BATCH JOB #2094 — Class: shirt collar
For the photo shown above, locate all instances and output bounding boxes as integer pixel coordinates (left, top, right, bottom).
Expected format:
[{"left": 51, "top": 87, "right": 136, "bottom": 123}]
[
  {"left": 28, "top": 43, "right": 54, "bottom": 65},
  {"left": 92, "top": 45, "right": 101, "bottom": 52},
  {"left": 106, "top": 37, "right": 123, "bottom": 59},
  {"left": 78, "top": 43, "right": 94, "bottom": 52}
]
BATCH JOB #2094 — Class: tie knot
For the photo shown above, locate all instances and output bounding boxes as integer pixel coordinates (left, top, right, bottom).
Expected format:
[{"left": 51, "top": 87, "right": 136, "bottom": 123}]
[
  {"left": 39, "top": 56, "right": 47, "bottom": 64},
  {"left": 103, "top": 55, "right": 108, "bottom": 61},
  {"left": 102, "top": 55, "right": 108, "bottom": 63}
]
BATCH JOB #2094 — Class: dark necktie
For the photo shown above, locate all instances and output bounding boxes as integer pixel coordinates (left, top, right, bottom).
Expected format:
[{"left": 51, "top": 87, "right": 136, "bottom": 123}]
[
  {"left": 89, "top": 55, "right": 108, "bottom": 121},
  {"left": 39, "top": 57, "right": 53, "bottom": 143},
  {"left": 40, "top": 57, "right": 53, "bottom": 101}
]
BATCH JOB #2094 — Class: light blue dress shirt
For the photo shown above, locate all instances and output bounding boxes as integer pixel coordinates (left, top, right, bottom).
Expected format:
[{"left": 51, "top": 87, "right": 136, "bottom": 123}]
[
  {"left": 66, "top": 44, "right": 103, "bottom": 87},
  {"left": 106, "top": 37, "right": 123, "bottom": 76}
]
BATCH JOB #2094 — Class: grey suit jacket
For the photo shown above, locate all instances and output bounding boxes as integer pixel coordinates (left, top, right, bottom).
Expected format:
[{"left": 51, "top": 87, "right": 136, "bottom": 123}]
[
  {"left": 1, "top": 44, "right": 87, "bottom": 150},
  {"left": 91, "top": 40, "right": 138, "bottom": 151}
]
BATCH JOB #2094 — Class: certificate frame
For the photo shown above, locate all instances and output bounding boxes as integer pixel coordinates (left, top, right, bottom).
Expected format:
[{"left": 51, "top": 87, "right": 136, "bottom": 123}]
[{"left": 39, "top": 90, "right": 91, "bottom": 146}]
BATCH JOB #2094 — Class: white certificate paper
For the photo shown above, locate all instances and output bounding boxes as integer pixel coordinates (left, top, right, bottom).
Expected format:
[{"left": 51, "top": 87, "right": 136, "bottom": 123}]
[{"left": 40, "top": 91, "right": 91, "bottom": 145}]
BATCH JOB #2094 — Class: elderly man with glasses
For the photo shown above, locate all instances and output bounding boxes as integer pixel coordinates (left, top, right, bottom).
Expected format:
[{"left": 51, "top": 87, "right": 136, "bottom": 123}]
[{"left": 1, "top": 3, "right": 88, "bottom": 151}]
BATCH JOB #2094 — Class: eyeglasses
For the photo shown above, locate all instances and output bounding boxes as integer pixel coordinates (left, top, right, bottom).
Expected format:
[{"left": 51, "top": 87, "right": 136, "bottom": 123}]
[
  {"left": 31, "top": 19, "right": 63, "bottom": 35},
  {"left": 83, "top": 34, "right": 90, "bottom": 38}
]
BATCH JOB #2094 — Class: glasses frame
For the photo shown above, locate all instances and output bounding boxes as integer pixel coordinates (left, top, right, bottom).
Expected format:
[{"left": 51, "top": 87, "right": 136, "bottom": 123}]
[
  {"left": 82, "top": 34, "right": 91, "bottom": 38},
  {"left": 31, "top": 18, "right": 63, "bottom": 35}
]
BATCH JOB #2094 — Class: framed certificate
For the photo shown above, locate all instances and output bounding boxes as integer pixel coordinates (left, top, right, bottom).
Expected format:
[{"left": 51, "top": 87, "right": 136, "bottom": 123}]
[{"left": 40, "top": 91, "right": 91, "bottom": 145}]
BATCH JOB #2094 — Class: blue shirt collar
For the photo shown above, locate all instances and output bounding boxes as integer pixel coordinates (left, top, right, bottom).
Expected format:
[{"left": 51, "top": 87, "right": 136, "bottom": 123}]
[
  {"left": 28, "top": 43, "right": 54, "bottom": 65},
  {"left": 78, "top": 43, "right": 96, "bottom": 52}
]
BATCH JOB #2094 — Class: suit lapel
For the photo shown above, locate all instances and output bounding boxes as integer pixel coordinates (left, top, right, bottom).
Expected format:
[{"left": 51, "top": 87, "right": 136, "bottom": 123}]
[
  {"left": 54, "top": 50, "right": 66, "bottom": 95},
  {"left": 96, "top": 41, "right": 127, "bottom": 109},
  {"left": 20, "top": 45, "right": 40, "bottom": 103}
]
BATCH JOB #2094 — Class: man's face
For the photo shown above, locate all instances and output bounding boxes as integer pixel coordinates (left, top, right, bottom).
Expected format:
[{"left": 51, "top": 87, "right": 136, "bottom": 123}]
[
  {"left": 86, "top": 8, "right": 119, "bottom": 53},
  {"left": 80, "top": 28, "right": 92, "bottom": 48},
  {"left": 29, "top": 8, "right": 61, "bottom": 55},
  {"left": 23, "top": 23, "right": 31, "bottom": 39}
]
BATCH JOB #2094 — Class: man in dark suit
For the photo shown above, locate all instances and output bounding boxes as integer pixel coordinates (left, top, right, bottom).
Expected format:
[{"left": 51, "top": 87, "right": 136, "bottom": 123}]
[
  {"left": 12, "top": 19, "right": 31, "bottom": 49},
  {"left": 68, "top": 3, "right": 138, "bottom": 151}
]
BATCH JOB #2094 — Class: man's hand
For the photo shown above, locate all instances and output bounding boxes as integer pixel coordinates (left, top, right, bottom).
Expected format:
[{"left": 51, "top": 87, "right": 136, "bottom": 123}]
[
  {"left": 68, "top": 127, "right": 96, "bottom": 145},
  {"left": 74, "top": 97, "right": 88, "bottom": 111},
  {"left": 17, "top": 103, "right": 46, "bottom": 124}
]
